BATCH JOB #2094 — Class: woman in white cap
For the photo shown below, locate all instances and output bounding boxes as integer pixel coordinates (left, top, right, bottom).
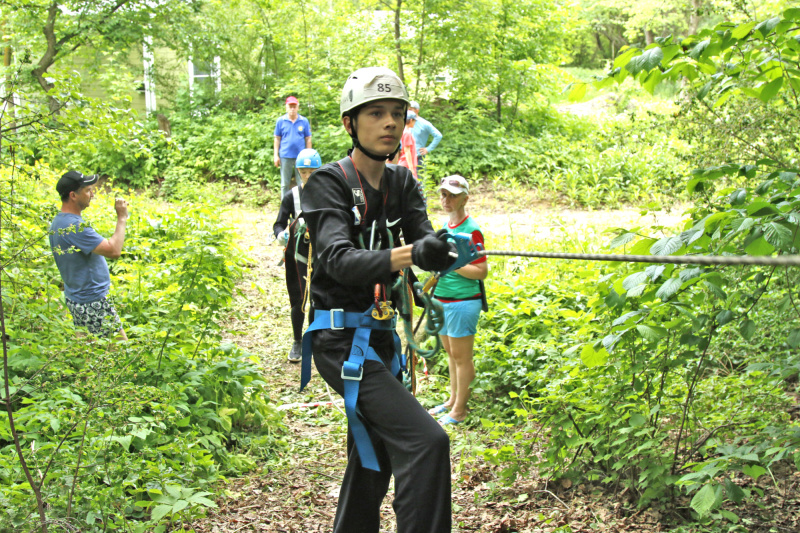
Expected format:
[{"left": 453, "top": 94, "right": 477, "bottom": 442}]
[{"left": 428, "top": 175, "right": 488, "bottom": 425}]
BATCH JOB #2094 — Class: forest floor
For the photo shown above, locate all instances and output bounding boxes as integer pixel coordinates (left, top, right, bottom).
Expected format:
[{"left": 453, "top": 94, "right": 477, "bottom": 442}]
[{"left": 193, "top": 189, "right": 800, "bottom": 533}]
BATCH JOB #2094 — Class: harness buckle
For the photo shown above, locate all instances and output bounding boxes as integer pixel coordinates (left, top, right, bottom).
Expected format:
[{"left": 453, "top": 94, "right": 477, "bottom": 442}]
[
  {"left": 341, "top": 361, "right": 363, "bottom": 381},
  {"left": 330, "top": 309, "right": 345, "bottom": 330}
]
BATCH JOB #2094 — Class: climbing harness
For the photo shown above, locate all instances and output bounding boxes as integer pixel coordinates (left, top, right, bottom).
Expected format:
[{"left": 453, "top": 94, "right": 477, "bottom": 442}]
[
  {"left": 298, "top": 158, "right": 479, "bottom": 472},
  {"left": 299, "top": 156, "right": 404, "bottom": 471},
  {"left": 300, "top": 307, "right": 404, "bottom": 471}
]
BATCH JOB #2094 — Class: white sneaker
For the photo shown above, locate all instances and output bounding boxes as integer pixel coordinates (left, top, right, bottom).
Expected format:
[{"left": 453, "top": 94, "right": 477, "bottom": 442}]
[{"left": 288, "top": 341, "right": 302, "bottom": 363}]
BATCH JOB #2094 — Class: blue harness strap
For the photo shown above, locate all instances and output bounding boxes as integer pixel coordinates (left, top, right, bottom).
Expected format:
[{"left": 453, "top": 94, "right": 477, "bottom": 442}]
[{"left": 300, "top": 307, "right": 404, "bottom": 471}]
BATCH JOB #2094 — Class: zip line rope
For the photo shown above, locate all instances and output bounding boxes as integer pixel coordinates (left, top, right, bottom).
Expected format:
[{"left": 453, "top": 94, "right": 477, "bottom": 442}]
[{"left": 477, "top": 250, "right": 800, "bottom": 267}]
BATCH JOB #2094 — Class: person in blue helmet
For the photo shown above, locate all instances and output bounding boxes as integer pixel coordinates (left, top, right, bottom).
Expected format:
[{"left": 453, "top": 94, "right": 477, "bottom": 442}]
[
  {"left": 273, "top": 148, "right": 321, "bottom": 362},
  {"left": 299, "top": 67, "right": 456, "bottom": 533}
]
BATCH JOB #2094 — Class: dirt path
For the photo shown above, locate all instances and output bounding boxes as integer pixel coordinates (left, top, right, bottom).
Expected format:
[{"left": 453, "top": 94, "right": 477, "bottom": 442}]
[
  {"left": 191, "top": 201, "right": 800, "bottom": 532},
  {"left": 190, "top": 202, "right": 694, "bottom": 533}
]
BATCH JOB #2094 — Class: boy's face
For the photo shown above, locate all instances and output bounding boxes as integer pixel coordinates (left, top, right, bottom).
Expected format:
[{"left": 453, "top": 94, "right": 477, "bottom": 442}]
[
  {"left": 298, "top": 168, "right": 314, "bottom": 185},
  {"left": 345, "top": 99, "right": 404, "bottom": 155}
]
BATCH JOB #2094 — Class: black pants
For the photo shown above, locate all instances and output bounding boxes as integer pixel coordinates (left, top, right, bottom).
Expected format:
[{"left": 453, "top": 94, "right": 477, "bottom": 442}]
[
  {"left": 312, "top": 329, "right": 452, "bottom": 533},
  {"left": 284, "top": 252, "right": 307, "bottom": 342}
]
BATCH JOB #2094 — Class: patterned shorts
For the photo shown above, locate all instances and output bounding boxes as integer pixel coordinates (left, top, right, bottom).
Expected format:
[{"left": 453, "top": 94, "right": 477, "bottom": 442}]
[{"left": 65, "top": 296, "right": 122, "bottom": 337}]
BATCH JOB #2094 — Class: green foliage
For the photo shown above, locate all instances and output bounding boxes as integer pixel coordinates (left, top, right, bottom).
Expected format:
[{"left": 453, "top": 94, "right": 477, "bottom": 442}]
[
  {"left": 467, "top": 9, "right": 800, "bottom": 523},
  {"left": 473, "top": 162, "right": 800, "bottom": 519},
  {"left": 0, "top": 165, "right": 285, "bottom": 532},
  {"left": 157, "top": 110, "right": 351, "bottom": 191},
  {"left": 424, "top": 101, "right": 690, "bottom": 207}
]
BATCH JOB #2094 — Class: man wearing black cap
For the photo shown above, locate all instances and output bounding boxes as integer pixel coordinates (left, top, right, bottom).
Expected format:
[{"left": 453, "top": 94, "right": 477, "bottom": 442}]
[{"left": 49, "top": 171, "right": 129, "bottom": 339}]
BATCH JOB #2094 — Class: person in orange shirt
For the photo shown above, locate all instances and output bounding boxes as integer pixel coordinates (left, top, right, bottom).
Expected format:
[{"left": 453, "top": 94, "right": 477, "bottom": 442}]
[{"left": 397, "top": 110, "right": 418, "bottom": 179}]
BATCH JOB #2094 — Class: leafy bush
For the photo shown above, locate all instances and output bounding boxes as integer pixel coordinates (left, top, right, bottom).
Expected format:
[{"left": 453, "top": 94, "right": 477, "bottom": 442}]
[
  {"left": 471, "top": 163, "right": 800, "bottom": 524},
  {"left": 0, "top": 165, "right": 285, "bottom": 532},
  {"left": 156, "top": 110, "right": 351, "bottom": 200},
  {"left": 12, "top": 76, "right": 175, "bottom": 189},
  {"left": 423, "top": 101, "right": 690, "bottom": 207}
]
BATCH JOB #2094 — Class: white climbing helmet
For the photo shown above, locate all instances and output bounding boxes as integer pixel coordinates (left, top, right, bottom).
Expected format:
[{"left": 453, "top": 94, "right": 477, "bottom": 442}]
[{"left": 340, "top": 67, "right": 410, "bottom": 116}]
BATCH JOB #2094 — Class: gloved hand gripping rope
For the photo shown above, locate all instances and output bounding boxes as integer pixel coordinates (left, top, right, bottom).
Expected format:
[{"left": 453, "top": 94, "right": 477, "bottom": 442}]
[{"left": 396, "top": 232, "right": 484, "bottom": 360}]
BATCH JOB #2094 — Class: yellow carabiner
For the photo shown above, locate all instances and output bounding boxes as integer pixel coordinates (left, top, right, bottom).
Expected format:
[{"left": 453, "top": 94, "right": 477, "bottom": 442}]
[{"left": 372, "top": 300, "right": 395, "bottom": 321}]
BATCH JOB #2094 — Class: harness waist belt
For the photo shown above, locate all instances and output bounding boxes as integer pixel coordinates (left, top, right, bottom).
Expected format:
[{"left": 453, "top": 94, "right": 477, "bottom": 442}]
[{"left": 300, "top": 307, "right": 404, "bottom": 472}]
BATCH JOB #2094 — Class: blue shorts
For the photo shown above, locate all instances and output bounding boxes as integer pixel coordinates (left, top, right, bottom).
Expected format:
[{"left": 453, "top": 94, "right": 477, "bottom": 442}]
[{"left": 438, "top": 299, "right": 481, "bottom": 338}]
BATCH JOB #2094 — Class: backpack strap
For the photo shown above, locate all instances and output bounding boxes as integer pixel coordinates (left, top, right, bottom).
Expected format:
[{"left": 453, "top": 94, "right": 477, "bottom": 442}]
[
  {"left": 337, "top": 156, "right": 367, "bottom": 228},
  {"left": 291, "top": 186, "right": 302, "bottom": 218},
  {"left": 479, "top": 279, "right": 489, "bottom": 313}
]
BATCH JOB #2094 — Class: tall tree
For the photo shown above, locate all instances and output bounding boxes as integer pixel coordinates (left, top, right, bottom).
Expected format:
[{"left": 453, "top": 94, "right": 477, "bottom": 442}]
[
  {"left": 428, "top": 0, "right": 573, "bottom": 122},
  {"left": 4, "top": 0, "right": 200, "bottom": 111}
]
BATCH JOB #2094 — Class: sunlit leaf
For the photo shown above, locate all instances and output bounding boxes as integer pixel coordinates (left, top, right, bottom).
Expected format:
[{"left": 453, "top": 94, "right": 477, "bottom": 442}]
[
  {"left": 650, "top": 236, "right": 682, "bottom": 256},
  {"left": 151, "top": 504, "right": 173, "bottom": 522},
  {"left": 689, "top": 39, "right": 710, "bottom": 60},
  {"left": 629, "top": 413, "right": 646, "bottom": 427},
  {"left": 636, "top": 325, "right": 667, "bottom": 341},
  {"left": 608, "top": 232, "right": 637, "bottom": 249},
  {"left": 656, "top": 277, "right": 682, "bottom": 301},
  {"left": 623, "top": 271, "right": 649, "bottom": 291},
  {"left": 731, "top": 21, "right": 755, "bottom": 40},
  {"left": 567, "top": 82, "right": 588, "bottom": 102},
  {"left": 581, "top": 343, "right": 609, "bottom": 368},
  {"left": 758, "top": 77, "right": 783, "bottom": 103},
  {"left": 743, "top": 464, "right": 767, "bottom": 481},
  {"left": 627, "top": 47, "right": 664, "bottom": 75},
  {"left": 690, "top": 484, "right": 717, "bottom": 517}
]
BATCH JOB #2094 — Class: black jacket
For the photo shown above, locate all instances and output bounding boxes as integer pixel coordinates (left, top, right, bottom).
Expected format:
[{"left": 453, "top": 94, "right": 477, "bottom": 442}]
[
  {"left": 301, "top": 160, "right": 433, "bottom": 313},
  {"left": 273, "top": 188, "right": 299, "bottom": 237}
]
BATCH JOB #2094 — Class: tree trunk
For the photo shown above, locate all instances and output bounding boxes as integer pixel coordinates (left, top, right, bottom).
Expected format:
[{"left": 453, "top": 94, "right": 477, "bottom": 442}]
[
  {"left": 688, "top": 0, "right": 702, "bottom": 35},
  {"left": 393, "top": 0, "right": 404, "bottom": 82},
  {"left": 644, "top": 29, "right": 654, "bottom": 45},
  {"left": 30, "top": 3, "right": 60, "bottom": 112},
  {"left": 496, "top": 90, "right": 502, "bottom": 123},
  {"left": 414, "top": 0, "right": 427, "bottom": 98},
  {"left": 594, "top": 32, "right": 606, "bottom": 57}
]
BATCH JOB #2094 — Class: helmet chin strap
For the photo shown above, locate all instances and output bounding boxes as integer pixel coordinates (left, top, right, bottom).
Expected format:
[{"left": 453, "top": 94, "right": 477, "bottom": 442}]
[{"left": 348, "top": 117, "right": 401, "bottom": 162}]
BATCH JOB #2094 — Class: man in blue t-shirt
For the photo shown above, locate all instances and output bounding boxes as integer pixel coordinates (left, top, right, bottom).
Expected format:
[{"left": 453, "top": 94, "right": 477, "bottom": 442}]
[
  {"left": 409, "top": 100, "right": 442, "bottom": 173},
  {"left": 49, "top": 171, "right": 129, "bottom": 339},
  {"left": 273, "top": 96, "right": 312, "bottom": 199}
]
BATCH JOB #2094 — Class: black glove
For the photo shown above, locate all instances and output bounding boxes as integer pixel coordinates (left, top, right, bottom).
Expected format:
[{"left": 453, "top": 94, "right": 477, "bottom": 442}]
[{"left": 412, "top": 229, "right": 457, "bottom": 272}]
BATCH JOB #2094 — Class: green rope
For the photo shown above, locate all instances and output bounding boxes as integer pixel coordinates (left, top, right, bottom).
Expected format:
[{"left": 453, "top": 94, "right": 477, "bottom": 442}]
[{"left": 394, "top": 269, "right": 443, "bottom": 359}]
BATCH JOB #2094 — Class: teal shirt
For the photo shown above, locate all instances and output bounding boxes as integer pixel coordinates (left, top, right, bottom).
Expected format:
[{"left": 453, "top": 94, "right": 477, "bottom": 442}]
[{"left": 434, "top": 215, "right": 485, "bottom": 300}]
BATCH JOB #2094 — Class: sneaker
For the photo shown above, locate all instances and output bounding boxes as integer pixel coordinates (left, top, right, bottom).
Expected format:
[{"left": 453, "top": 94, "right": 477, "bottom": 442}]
[{"left": 287, "top": 341, "right": 302, "bottom": 363}]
